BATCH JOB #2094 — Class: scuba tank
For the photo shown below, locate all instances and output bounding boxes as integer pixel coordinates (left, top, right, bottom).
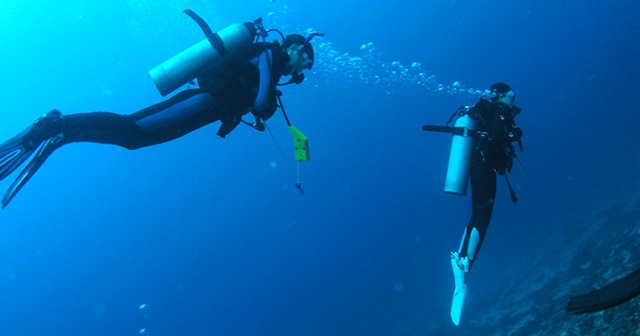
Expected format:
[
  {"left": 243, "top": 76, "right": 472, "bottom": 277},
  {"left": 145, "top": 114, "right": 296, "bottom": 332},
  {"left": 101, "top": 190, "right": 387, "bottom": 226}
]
[
  {"left": 149, "top": 10, "right": 258, "bottom": 96},
  {"left": 444, "top": 114, "right": 475, "bottom": 195}
]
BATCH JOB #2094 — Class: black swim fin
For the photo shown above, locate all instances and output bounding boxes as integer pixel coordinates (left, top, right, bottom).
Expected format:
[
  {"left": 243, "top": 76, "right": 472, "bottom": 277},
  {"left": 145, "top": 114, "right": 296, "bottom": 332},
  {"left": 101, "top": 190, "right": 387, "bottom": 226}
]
[
  {"left": 2, "top": 134, "right": 63, "bottom": 208},
  {"left": 0, "top": 125, "right": 39, "bottom": 181},
  {"left": 0, "top": 110, "right": 64, "bottom": 208},
  {"left": 566, "top": 267, "right": 640, "bottom": 314}
]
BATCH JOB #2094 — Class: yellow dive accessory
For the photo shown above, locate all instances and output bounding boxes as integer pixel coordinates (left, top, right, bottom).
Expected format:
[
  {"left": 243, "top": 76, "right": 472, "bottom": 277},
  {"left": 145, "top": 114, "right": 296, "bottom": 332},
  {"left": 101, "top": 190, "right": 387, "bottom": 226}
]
[{"left": 289, "top": 126, "right": 309, "bottom": 162}]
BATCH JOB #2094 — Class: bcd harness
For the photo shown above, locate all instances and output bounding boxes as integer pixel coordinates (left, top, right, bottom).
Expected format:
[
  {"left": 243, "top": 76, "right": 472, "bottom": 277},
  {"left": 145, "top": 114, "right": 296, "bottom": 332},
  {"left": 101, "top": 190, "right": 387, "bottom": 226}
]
[
  {"left": 423, "top": 102, "right": 524, "bottom": 203},
  {"left": 185, "top": 10, "right": 320, "bottom": 194}
]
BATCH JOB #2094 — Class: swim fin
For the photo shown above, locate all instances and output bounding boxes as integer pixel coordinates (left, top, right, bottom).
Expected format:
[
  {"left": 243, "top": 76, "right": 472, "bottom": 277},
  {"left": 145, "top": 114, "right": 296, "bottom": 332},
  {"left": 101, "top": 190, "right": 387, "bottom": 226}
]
[
  {"left": 0, "top": 110, "right": 64, "bottom": 208},
  {"left": 0, "top": 126, "right": 39, "bottom": 181},
  {"left": 566, "top": 267, "right": 640, "bottom": 314},
  {"left": 450, "top": 252, "right": 469, "bottom": 325},
  {"left": 2, "top": 134, "right": 64, "bottom": 208}
]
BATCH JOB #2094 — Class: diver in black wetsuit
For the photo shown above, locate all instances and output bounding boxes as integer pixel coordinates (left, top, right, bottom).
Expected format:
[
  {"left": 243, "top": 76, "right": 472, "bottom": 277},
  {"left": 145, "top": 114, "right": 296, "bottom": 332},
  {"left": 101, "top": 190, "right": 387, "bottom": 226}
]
[
  {"left": 0, "top": 18, "right": 320, "bottom": 208},
  {"left": 451, "top": 82, "right": 523, "bottom": 273},
  {"left": 422, "top": 82, "right": 524, "bottom": 325}
]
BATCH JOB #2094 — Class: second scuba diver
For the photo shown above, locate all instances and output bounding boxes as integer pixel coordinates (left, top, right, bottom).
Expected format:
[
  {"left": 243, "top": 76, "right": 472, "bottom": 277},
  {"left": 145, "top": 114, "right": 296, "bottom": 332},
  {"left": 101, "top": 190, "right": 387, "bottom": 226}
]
[
  {"left": 450, "top": 82, "right": 523, "bottom": 325},
  {"left": 424, "top": 82, "right": 524, "bottom": 325},
  {"left": 0, "top": 11, "right": 322, "bottom": 208},
  {"left": 451, "top": 82, "right": 523, "bottom": 274}
]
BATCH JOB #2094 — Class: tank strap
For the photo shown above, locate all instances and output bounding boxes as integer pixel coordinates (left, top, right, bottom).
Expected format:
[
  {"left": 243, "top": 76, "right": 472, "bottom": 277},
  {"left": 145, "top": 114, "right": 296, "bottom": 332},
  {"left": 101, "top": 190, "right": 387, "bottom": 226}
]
[{"left": 184, "top": 9, "right": 228, "bottom": 56}]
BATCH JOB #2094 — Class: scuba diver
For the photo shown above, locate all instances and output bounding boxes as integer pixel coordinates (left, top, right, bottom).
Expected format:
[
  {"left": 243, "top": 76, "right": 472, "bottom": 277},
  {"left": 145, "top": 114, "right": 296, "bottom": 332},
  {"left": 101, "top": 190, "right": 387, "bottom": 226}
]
[
  {"left": 450, "top": 82, "right": 523, "bottom": 275},
  {"left": 0, "top": 11, "right": 322, "bottom": 208},
  {"left": 450, "top": 82, "right": 523, "bottom": 324},
  {"left": 423, "top": 82, "right": 524, "bottom": 325},
  {"left": 566, "top": 267, "right": 640, "bottom": 314}
]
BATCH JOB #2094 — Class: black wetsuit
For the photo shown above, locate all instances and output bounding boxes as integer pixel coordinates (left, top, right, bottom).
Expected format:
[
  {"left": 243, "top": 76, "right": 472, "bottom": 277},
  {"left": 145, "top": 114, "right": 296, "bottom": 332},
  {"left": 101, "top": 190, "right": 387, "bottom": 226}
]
[
  {"left": 55, "top": 42, "right": 290, "bottom": 149},
  {"left": 458, "top": 99, "right": 523, "bottom": 270}
]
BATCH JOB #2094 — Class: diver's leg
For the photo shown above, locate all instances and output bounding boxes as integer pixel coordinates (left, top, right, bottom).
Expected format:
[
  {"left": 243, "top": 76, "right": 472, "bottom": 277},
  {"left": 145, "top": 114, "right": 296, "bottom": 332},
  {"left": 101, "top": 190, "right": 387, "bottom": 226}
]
[
  {"left": 0, "top": 89, "right": 219, "bottom": 207},
  {"left": 449, "top": 153, "right": 497, "bottom": 325},
  {"left": 62, "top": 89, "right": 219, "bottom": 149},
  {"left": 456, "top": 153, "right": 497, "bottom": 271},
  {"left": 1, "top": 89, "right": 218, "bottom": 178}
]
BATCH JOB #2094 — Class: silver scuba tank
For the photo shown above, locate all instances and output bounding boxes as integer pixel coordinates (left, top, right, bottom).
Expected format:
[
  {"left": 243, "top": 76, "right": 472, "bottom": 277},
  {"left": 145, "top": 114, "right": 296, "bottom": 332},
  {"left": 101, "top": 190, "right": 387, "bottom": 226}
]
[
  {"left": 444, "top": 114, "right": 476, "bottom": 195},
  {"left": 149, "top": 23, "right": 255, "bottom": 96}
]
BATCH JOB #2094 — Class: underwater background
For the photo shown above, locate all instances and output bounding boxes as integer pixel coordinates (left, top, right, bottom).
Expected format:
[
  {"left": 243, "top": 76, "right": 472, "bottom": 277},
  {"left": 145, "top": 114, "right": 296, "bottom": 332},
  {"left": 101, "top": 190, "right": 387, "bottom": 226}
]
[{"left": 0, "top": 0, "right": 638, "bottom": 335}]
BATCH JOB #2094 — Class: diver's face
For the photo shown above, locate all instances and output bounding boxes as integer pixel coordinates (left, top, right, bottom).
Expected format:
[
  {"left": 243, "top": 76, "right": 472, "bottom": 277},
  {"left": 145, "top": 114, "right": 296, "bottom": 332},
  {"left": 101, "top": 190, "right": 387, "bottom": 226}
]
[
  {"left": 286, "top": 45, "right": 313, "bottom": 75},
  {"left": 498, "top": 91, "right": 516, "bottom": 106}
]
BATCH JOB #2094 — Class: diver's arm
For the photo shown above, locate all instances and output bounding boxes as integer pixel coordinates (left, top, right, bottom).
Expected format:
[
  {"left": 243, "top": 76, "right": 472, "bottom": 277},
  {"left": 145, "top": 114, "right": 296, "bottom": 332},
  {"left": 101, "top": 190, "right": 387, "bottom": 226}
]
[
  {"left": 247, "top": 49, "right": 279, "bottom": 131},
  {"left": 486, "top": 104, "right": 522, "bottom": 145},
  {"left": 252, "top": 49, "right": 273, "bottom": 113}
]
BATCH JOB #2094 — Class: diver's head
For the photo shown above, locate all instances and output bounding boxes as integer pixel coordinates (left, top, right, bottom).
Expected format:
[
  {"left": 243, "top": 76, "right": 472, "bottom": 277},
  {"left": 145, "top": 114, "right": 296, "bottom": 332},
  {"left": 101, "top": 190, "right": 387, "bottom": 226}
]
[
  {"left": 484, "top": 82, "right": 516, "bottom": 106},
  {"left": 282, "top": 34, "right": 315, "bottom": 84}
]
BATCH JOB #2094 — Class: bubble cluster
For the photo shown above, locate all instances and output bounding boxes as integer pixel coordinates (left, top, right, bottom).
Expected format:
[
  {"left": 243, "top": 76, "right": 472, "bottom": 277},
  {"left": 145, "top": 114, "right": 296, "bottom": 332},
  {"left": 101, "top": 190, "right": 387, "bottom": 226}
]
[
  {"left": 311, "top": 40, "right": 482, "bottom": 98},
  {"left": 263, "top": 2, "right": 480, "bottom": 98}
]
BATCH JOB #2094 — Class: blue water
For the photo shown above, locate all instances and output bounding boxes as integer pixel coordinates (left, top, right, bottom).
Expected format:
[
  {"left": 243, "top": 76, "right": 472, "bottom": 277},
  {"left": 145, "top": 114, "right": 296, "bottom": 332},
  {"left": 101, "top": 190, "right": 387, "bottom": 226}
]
[{"left": 0, "top": 0, "right": 638, "bottom": 335}]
